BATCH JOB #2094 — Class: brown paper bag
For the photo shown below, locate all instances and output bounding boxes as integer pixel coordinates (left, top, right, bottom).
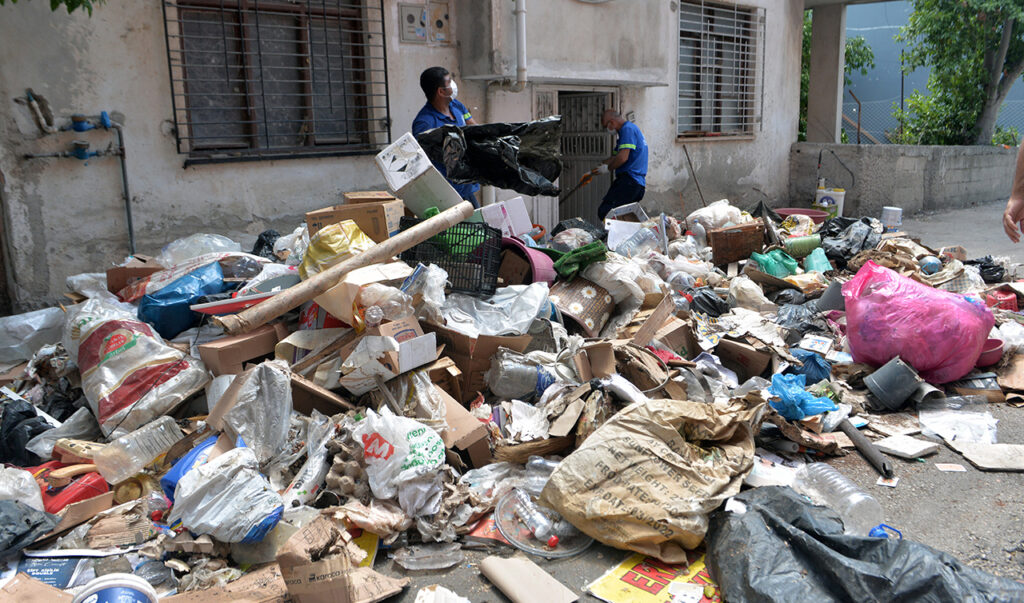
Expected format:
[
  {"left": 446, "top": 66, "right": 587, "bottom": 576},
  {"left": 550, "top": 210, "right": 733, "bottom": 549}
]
[{"left": 539, "top": 395, "right": 765, "bottom": 563}]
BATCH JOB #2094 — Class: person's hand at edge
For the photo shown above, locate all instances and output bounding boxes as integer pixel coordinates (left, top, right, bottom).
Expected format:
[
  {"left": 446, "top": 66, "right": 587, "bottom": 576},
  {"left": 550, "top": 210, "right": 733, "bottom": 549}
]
[{"left": 1005, "top": 197, "right": 1024, "bottom": 243}]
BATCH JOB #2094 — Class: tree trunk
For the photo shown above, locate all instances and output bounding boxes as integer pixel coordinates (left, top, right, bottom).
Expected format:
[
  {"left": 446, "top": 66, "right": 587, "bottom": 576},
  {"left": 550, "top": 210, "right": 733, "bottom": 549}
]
[
  {"left": 973, "top": 17, "right": 1019, "bottom": 145},
  {"left": 974, "top": 99, "right": 1003, "bottom": 146}
]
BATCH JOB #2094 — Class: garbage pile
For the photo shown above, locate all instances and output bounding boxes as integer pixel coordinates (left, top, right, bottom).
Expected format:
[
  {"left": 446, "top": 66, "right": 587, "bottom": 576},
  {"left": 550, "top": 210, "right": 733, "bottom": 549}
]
[{"left": 3, "top": 144, "right": 1024, "bottom": 600}]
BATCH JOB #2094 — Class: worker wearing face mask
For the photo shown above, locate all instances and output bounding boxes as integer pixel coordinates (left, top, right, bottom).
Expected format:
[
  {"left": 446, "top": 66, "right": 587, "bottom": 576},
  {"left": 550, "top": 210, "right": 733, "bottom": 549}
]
[
  {"left": 412, "top": 66, "right": 480, "bottom": 207},
  {"left": 592, "top": 109, "right": 648, "bottom": 220}
]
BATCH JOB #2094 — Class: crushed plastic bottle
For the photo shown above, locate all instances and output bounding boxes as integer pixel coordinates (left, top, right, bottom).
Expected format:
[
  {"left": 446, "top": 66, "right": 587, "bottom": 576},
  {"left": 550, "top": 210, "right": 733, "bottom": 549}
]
[
  {"left": 512, "top": 488, "right": 560, "bottom": 547},
  {"left": 391, "top": 542, "right": 464, "bottom": 570},
  {"left": 92, "top": 416, "right": 184, "bottom": 485},
  {"left": 523, "top": 456, "right": 559, "bottom": 495},
  {"left": 486, "top": 356, "right": 556, "bottom": 401},
  {"left": 793, "top": 463, "right": 884, "bottom": 536}
]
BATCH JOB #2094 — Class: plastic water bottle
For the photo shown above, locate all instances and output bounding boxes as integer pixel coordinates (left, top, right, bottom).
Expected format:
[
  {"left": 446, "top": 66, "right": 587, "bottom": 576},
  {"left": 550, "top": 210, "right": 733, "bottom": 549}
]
[
  {"left": 793, "top": 463, "right": 884, "bottom": 536},
  {"left": 690, "top": 219, "right": 708, "bottom": 249},
  {"left": 512, "top": 488, "right": 559, "bottom": 547},
  {"left": 524, "top": 456, "right": 559, "bottom": 495},
  {"left": 486, "top": 358, "right": 556, "bottom": 400},
  {"left": 93, "top": 416, "right": 184, "bottom": 485}
]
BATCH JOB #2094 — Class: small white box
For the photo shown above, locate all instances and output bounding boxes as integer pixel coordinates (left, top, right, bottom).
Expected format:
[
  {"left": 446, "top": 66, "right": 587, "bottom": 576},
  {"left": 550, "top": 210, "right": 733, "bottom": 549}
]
[{"left": 375, "top": 133, "right": 464, "bottom": 217}]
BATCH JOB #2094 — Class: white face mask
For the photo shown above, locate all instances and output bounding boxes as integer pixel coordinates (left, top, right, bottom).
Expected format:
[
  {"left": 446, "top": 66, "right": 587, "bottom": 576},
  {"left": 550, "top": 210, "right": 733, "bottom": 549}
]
[
  {"left": 607, "top": 126, "right": 616, "bottom": 133},
  {"left": 449, "top": 80, "right": 459, "bottom": 99}
]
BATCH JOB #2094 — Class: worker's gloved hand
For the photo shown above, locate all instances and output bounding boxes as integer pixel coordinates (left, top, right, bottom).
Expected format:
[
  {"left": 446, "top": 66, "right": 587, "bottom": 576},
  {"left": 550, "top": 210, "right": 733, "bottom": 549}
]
[{"left": 592, "top": 164, "right": 609, "bottom": 175}]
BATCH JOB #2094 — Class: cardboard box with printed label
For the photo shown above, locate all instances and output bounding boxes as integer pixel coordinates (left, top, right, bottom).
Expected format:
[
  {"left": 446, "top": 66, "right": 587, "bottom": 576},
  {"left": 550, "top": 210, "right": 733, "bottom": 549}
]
[
  {"left": 422, "top": 322, "right": 532, "bottom": 403},
  {"left": 305, "top": 200, "right": 405, "bottom": 242},
  {"left": 375, "top": 133, "right": 463, "bottom": 217},
  {"left": 106, "top": 255, "right": 163, "bottom": 295},
  {"left": 335, "top": 316, "right": 438, "bottom": 395}
]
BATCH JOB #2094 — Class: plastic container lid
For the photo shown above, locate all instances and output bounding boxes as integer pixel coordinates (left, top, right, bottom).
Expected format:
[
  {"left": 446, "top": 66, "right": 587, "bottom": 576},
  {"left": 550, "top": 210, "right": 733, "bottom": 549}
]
[{"left": 71, "top": 573, "right": 159, "bottom": 603}]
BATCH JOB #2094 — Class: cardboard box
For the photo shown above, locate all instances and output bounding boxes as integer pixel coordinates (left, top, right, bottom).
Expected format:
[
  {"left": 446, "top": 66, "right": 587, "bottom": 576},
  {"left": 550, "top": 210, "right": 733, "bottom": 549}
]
[
  {"left": 478, "top": 196, "right": 532, "bottom": 237},
  {"left": 343, "top": 191, "right": 396, "bottom": 204},
  {"left": 423, "top": 322, "right": 532, "bottom": 403},
  {"left": 106, "top": 255, "right": 163, "bottom": 294},
  {"left": 314, "top": 262, "right": 414, "bottom": 327},
  {"left": 306, "top": 200, "right": 404, "bottom": 242},
  {"left": 336, "top": 316, "right": 438, "bottom": 395},
  {"left": 652, "top": 316, "right": 700, "bottom": 361},
  {"left": 498, "top": 250, "right": 531, "bottom": 286},
  {"left": 424, "top": 356, "right": 463, "bottom": 402},
  {"left": 715, "top": 337, "right": 771, "bottom": 382},
  {"left": 375, "top": 133, "right": 463, "bottom": 217},
  {"left": 291, "top": 372, "right": 356, "bottom": 416},
  {"left": 439, "top": 388, "right": 491, "bottom": 467},
  {"left": 198, "top": 323, "right": 291, "bottom": 376},
  {"left": 573, "top": 342, "right": 616, "bottom": 381},
  {"left": 299, "top": 301, "right": 347, "bottom": 330}
]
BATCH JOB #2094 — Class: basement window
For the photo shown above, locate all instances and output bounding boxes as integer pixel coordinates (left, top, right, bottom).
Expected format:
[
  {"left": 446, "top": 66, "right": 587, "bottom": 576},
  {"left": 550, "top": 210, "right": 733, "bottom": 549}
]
[
  {"left": 677, "top": 0, "right": 765, "bottom": 139},
  {"left": 162, "top": 0, "right": 390, "bottom": 166}
]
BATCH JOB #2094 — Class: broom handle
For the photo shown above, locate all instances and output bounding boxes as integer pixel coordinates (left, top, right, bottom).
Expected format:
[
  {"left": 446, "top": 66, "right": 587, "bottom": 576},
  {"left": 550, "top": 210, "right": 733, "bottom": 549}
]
[{"left": 214, "top": 201, "right": 476, "bottom": 335}]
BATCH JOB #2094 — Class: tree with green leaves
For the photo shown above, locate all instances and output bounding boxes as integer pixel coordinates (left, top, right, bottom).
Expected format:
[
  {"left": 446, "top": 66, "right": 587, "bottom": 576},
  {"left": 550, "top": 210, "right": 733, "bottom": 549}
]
[
  {"left": 0, "top": 0, "right": 102, "bottom": 15},
  {"left": 799, "top": 11, "right": 876, "bottom": 142},
  {"left": 896, "top": 0, "right": 1024, "bottom": 145}
]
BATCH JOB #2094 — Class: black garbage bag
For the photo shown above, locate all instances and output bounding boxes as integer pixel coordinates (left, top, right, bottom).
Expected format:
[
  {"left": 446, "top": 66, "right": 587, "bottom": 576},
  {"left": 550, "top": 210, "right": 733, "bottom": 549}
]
[
  {"left": 768, "top": 288, "right": 806, "bottom": 306},
  {"left": 416, "top": 116, "right": 563, "bottom": 196},
  {"left": 749, "top": 201, "right": 782, "bottom": 224},
  {"left": 0, "top": 500, "right": 59, "bottom": 557},
  {"left": 250, "top": 229, "right": 280, "bottom": 260},
  {"left": 966, "top": 256, "right": 1006, "bottom": 284},
  {"left": 691, "top": 287, "right": 729, "bottom": 317},
  {"left": 0, "top": 399, "right": 52, "bottom": 467},
  {"left": 776, "top": 302, "right": 829, "bottom": 345},
  {"left": 821, "top": 219, "right": 881, "bottom": 268},
  {"left": 707, "top": 487, "right": 1024, "bottom": 603},
  {"left": 819, "top": 216, "right": 859, "bottom": 239}
]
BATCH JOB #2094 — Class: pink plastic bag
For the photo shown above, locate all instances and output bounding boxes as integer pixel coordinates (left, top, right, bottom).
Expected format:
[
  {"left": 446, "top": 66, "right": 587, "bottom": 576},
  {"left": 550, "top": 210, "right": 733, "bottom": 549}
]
[{"left": 842, "top": 261, "right": 993, "bottom": 384}]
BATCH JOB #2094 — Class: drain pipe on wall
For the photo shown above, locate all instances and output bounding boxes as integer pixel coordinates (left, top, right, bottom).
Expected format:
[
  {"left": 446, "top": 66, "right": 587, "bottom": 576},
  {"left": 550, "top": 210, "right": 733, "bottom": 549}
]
[{"left": 483, "top": 0, "right": 528, "bottom": 206}]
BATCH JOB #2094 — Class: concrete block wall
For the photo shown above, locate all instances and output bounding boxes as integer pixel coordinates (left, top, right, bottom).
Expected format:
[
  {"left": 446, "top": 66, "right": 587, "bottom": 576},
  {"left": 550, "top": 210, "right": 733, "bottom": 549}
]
[{"left": 789, "top": 143, "right": 1017, "bottom": 218}]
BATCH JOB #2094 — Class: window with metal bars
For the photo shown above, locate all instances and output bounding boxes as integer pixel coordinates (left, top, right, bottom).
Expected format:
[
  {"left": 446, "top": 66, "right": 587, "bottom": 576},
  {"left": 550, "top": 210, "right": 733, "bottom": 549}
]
[
  {"left": 162, "top": 0, "right": 390, "bottom": 165},
  {"left": 677, "top": 0, "right": 765, "bottom": 138}
]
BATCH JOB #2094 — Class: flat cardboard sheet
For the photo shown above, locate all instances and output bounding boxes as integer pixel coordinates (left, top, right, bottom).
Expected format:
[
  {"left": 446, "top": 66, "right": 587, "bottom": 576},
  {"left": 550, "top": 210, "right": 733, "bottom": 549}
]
[
  {"left": 479, "top": 555, "right": 577, "bottom": 603},
  {"left": 949, "top": 441, "right": 1024, "bottom": 472},
  {"left": 0, "top": 573, "right": 73, "bottom": 603}
]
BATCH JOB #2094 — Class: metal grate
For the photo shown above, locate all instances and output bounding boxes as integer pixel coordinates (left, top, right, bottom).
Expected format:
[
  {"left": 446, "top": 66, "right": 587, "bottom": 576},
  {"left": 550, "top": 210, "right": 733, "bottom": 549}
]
[
  {"left": 677, "top": 0, "right": 765, "bottom": 138},
  {"left": 162, "top": 0, "right": 391, "bottom": 165}
]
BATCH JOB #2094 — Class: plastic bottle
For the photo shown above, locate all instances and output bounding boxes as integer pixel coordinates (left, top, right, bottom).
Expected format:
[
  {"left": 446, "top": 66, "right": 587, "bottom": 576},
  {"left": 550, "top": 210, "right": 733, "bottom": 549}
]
[
  {"left": 486, "top": 359, "right": 556, "bottom": 400},
  {"left": 793, "top": 463, "right": 884, "bottom": 536},
  {"left": 524, "top": 456, "right": 559, "bottom": 495},
  {"left": 93, "top": 416, "right": 184, "bottom": 485},
  {"left": 690, "top": 219, "right": 708, "bottom": 249},
  {"left": 615, "top": 227, "right": 661, "bottom": 258},
  {"left": 511, "top": 488, "right": 559, "bottom": 547}
]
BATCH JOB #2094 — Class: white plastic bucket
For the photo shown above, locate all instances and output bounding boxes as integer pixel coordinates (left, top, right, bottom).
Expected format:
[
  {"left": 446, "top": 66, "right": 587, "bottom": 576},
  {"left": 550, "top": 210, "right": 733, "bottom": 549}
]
[
  {"left": 881, "top": 206, "right": 903, "bottom": 232},
  {"left": 71, "top": 573, "right": 158, "bottom": 603},
  {"left": 812, "top": 188, "right": 845, "bottom": 220}
]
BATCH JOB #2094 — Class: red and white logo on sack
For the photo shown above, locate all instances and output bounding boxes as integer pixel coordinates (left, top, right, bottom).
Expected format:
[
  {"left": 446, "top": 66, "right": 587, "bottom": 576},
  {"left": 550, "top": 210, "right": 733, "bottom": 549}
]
[{"left": 362, "top": 433, "right": 394, "bottom": 460}]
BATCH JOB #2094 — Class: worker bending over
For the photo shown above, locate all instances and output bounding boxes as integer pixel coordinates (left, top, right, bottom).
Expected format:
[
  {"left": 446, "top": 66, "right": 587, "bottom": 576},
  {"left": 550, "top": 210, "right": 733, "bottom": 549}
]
[{"left": 593, "top": 109, "right": 648, "bottom": 220}]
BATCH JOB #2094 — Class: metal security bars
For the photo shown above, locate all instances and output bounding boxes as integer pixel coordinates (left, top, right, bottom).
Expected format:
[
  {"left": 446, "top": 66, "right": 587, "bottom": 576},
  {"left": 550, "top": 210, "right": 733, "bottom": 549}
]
[
  {"left": 677, "top": 0, "right": 765, "bottom": 138},
  {"left": 162, "top": 0, "right": 390, "bottom": 165}
]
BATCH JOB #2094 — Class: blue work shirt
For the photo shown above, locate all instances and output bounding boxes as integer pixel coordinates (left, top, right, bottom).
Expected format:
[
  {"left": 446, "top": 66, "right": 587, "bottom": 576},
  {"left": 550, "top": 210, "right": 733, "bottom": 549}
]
[
  {"left": 412, "top": 99, "right": 480, "bottom": 202},
  {"left": 615, "top": 121, "right": 648, "bottom": 188}
]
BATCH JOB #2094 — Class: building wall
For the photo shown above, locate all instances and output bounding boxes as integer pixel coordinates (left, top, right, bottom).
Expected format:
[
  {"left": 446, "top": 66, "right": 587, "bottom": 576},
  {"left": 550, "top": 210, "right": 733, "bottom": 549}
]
[
  {"left": 790, "top": 142, "right": 1017, "bottom": 216},
  {"left": 0, "top": 0, "right": 803, "bottom": 311}
]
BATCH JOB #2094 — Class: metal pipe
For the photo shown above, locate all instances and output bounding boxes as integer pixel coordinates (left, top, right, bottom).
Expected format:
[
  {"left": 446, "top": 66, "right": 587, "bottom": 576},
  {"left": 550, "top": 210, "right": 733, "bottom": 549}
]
[
  {"left": 504, "top": 0, "right": 527, "bottom": 93},
  {"left": 111, "top": 123, "right": 136, "bottom": 255}
]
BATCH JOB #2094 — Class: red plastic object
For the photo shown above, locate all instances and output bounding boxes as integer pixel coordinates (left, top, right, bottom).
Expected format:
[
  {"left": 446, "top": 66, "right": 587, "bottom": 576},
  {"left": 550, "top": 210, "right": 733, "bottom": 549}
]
[
  {"left": 986, "top": 290, "right": 1018, "bottom": 312},
  {"left": 28, "top": 462, "right": 111, "bottom": 514},
  {"left": 776, "top": 208, "right": 829, "bottom": 224}
]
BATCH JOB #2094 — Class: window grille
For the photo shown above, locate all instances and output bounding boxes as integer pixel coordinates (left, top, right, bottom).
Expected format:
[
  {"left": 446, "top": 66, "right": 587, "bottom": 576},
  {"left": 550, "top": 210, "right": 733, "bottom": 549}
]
[
  {"left": 677, "top": 0, "right": 765, "bottom": 138},
  {"left": 162, "top": 0, "right": 390, "bottom": 165}
]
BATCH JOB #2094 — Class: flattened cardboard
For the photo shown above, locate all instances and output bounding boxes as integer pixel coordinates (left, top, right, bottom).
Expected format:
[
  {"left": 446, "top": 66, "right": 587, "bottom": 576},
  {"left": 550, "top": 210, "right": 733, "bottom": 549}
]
[
  {"left": 106, "top": 254, "right": 162, "bottom": 294},
  {"left": 314, "top": 262, "right": 414, "bottom": 326},
  {"left": 335, "top": 317, "right": 439, "bottom": 395},
  {"left": 715, "top": 337, "right": 771, "bottom": 382},
  {"left": 998, "top": 354, "right": 1024, "bottom": 391},
  {"left": 498, "top": 250, "right": 531, "bottom": 286},
  {"left": 423, "top": 322, "right": 532, "bottom": 403},
  {"left": 479, "top": 555, "right": 577, "bottom": 603},
  {"left": 306, "top": 200, "right": 405, "bottom": 242},
  {"left": 949, "top": 441, "right": 1024, "bottom": 472},
  {"left": 163, "top": 563, "right": 289, "bottom": 602},
  {"left": 630, "top": 294, "right": 676, "bottom": 348},
  {"left": 292, "top": 372, "right": 356, "bottom": 415},
  {"left": 198, "top": 323, "right": 291, "bottom": 376},
  {"left": 343, "top": 191, "right": 397, "bottom": 204},
  {"left": 0, "top": 574, "right": 74, "bottom": 603},
  {"left": 573, "top": 342, "right": 616, "bottom": 382}
]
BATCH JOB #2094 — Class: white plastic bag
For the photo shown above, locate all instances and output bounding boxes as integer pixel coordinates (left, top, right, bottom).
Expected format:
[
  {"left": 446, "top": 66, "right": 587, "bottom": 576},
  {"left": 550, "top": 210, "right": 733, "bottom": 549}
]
[
  {"left": 158, "top": 233, "right": 242, "bottom": 267},
  {"left": 727, "top": 275, "right": 778, "bottom": 313},
  {"left": 0, "top": 307, "right": 65, "bottom": 371},
  {"left": 169, "top": 447, "right": 284, "bottom": 543},
  {"left": 0, "top": 467, "right": 45, "bottom": 512},
  {"left": 220, "top": 361, "right": 293, "bottom": 466},
  {"left": 686, "top": 199, "right": 746, "bottom": 230},
  {"left": 273, "top": 224, "right": 310, "bottom": 267},
  {"left": 66, "top": 299, "right": 210, "bottom": 438},
  {"left": 441, "top": 283, "right": 551, "bottom": 338},
  {"left": 998, "top": 321, "right": 1024, "bottom": 354},
  {"left": 353, "top": 408, "right": 445, "bottom": 502},
  {"left": 404, "top": 264, "right": 448, "bottom": 324}
]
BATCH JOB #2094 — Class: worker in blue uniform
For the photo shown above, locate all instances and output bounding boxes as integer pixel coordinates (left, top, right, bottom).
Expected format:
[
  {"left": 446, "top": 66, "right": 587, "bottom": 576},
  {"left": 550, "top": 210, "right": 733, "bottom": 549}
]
[
  {"left": 412, "top": 66, "right": 480, "bottom": 207},
  {"left": 592, "top": 109, "right": 649, "bottom": 220}
]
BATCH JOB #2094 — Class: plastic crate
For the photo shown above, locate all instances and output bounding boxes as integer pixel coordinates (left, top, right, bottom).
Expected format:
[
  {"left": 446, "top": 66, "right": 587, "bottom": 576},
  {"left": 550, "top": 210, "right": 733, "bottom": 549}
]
[{"left": 398, "top": 217, "right": 502, "bottom": 295}]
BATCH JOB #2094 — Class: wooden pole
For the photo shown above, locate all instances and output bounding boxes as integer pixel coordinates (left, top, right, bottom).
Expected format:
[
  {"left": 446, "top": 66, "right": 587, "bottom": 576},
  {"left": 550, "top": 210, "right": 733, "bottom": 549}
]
[{"left": 214, "top": 201, "right": 476, "bottom": 335}]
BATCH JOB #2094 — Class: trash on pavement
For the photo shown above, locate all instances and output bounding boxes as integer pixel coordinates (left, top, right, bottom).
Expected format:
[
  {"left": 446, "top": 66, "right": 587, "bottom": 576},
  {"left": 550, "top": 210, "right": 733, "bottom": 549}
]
[{"left": 478, "top": 554, "right": 578, "bottom": 603}]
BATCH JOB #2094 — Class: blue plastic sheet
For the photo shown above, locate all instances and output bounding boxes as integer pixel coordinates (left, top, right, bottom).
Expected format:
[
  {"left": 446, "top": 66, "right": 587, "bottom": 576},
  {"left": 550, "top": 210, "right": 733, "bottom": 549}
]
[
  {"left": 769, "top": 373, "right": 837, "bottom": 421},
  {"left": 138, "top": 262, "right": 225, "bottom": 339},
  {"left": 788, "top": 349, "right": 833, "bottom": 384}
]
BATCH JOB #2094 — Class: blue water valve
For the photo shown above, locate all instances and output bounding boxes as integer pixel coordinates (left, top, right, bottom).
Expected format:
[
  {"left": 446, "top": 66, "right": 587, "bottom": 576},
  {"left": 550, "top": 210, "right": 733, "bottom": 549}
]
[
  {"left": 100, "top": 111, "right": 111, "bottom": 129},
  {"left": 70, "top": 114, "right": 95, "bottom": 132},
  {"left": 70, "top": 140, "right": 98, "bottom": 161}
]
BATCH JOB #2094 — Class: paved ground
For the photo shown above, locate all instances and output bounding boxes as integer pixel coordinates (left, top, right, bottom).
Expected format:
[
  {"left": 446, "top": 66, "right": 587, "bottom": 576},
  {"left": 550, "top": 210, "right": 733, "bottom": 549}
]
[
  {"left": 902, "top": 199, "right": 1024, "bottom": 261},
  {"left": 374, "top": 204, "right": 1024, "bottom": 601}
]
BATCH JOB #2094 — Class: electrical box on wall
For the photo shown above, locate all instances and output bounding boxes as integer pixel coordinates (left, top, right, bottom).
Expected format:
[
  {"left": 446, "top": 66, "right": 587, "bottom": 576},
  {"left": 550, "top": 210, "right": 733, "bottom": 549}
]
[{"left": 398, "top": 2, "right": 450, "bottom": 45}]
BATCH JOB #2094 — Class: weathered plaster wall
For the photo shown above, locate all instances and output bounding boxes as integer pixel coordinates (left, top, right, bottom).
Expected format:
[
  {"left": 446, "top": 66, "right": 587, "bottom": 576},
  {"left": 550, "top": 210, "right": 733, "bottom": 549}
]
[{"left": 790, "top": 142, "right": 1017, "bottom": 217}]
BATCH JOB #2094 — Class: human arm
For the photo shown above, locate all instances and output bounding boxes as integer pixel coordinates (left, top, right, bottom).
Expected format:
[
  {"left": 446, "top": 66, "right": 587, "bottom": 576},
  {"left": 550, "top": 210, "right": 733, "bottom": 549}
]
[
  {"left": 1004, "top": 144, "right": 1024, "bottom": 242},
  {"left": 465, "top": 116, "right": 478, "bottom": 125}
]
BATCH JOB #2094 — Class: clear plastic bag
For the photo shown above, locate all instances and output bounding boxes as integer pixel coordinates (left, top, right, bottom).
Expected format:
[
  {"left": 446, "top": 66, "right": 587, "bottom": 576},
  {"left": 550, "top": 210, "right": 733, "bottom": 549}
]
[
  {"left": 727, "top": 275, "right": 777, "bottom": 313},
  {"left": 404, "top": 264, "right": 448, "bottom": 325},
  {"left": 168, "top": 446, "right": 284, "bottom": 543},
  {"left": 550, "top": 228, "right": 594, "bottom": 252},
  {"left": 221, "top": 361, "right": 293, "bottom": 466},
  {"left": 158, "top": 233, "right": 241, "bottom": 268},
  {"left": 0, "top": 467, "right": 45, "bottom": 512},
  {"left": 66, "top": 298, "right": 210, "bottom": 437},
  {"left": 441, "top": 283, "right": 550, "bottom": 338},
  {"left": 998, "top": 321, "right": 1024, "bottom": 354},
  {"left": 0, "top": 307, "right": 65, "bottom": 370},
  {"left": 919, "top": 395, "right": 997, "bottom": 445},
  {"left": 273, "top": 224, "right": 310, "bottom": 267},
  {"left": 843, "top": 261, "right": 994, "bottom": 383}
]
